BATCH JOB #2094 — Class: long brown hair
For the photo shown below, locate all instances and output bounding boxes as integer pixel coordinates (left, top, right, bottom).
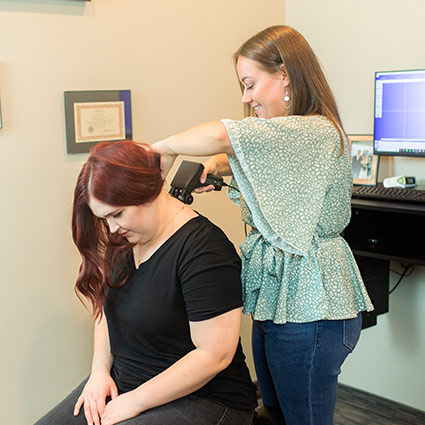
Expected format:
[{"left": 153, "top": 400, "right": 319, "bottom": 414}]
[
  {"left": 234, "top": 25, "right": 346, "bottom": 152},
  {"left": 71, "top": 140, "right": 163, "bottom": 319}
]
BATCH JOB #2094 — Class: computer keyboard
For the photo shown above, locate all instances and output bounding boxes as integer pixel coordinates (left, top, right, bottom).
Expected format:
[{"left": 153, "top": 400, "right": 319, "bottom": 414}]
[{"left": 351, "top": 185, "right": 425, "bottom": 204}]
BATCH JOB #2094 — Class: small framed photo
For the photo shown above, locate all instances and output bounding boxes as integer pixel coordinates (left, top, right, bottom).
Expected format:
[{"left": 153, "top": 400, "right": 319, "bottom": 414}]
[
  {"left": 64, "top": 90, "right": 132, "bottom": 154},
  {"left": 348, "top": 134, "right": 380, "bottom": 186}
]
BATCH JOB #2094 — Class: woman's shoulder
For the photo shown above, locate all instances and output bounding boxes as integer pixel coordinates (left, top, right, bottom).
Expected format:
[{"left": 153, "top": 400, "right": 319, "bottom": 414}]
[
  {"left": 226, "top": 114, "right": 337, "bottom": 137},
  {"left": 173, "top": 214, "right": 241, "bottom": 267},
  {"left": 180, "top": 214, "right": 234, "bottom": 245},
  {"left": 169, "top": 213, "right": 231, "bottom": 245},
  {"left": 269, "top": 114, "right": 337, "bottom": 132},
  {"left": 223, "top": 114, "right": 341, "bottom": 161}
]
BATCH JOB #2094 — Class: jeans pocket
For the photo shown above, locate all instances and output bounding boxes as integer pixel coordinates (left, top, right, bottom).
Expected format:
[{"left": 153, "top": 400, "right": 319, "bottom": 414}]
[{"left": 343, "top": 313, "right": 362, "bottom": 352}]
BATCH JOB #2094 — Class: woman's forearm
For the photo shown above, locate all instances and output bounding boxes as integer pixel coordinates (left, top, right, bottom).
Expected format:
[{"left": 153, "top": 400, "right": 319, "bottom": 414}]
[
  {"left": 132, "top": 346, "right": 230, "bottom": 412},
  {"left": 91, "top": 314, "right": 113, "bottom": 375},
  {"left": 206, "top": 154, "right": 232, "bottom": 177},
  {"left": 131, "top": 309, "right": 241, "bottom": 413},
  {"left": 160, "top": 121, "right": 234, "bottom": 157}
]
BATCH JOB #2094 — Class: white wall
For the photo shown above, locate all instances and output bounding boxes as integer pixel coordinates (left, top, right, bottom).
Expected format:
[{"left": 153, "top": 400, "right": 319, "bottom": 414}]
[
  {"left": 286, "top": 0, "right": 425, "bottom": 411},
  {"left": 0, "top": 1, "right": 284, "bottom": 423}
]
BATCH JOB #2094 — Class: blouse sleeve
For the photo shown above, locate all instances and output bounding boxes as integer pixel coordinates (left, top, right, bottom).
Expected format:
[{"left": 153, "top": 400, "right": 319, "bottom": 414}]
[{"left": 222, "top": 116, "right": 340, "bottom": 256}]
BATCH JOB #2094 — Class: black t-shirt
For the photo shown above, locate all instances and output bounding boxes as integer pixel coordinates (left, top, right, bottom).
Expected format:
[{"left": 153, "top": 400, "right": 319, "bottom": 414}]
[{"left": 104, "top": 215, "right": 257, "bottom": 411}]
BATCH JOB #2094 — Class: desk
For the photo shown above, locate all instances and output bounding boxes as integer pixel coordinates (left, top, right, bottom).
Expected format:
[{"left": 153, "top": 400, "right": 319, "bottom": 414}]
[{"left": 344, "top": 198, "right": 425, "bottom": 328}]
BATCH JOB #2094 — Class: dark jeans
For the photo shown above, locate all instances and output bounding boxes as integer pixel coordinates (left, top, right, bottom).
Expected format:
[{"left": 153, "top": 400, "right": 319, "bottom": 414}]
[
  {"left": 252, "top": 314, "right": 362, "bottom": 425},
  {"left": 34, "top": 378, "right": 255, "bottom": 425}
]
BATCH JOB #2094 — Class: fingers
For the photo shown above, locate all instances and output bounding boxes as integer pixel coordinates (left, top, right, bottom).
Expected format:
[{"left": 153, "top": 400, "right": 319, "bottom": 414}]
[
  {"left": 96, "top": 397, "right": 106, "bottom": 416},
  {"left": 110, "top": 383, "right": 119, "bottom": 399},
  {"left": 83, "top": 402, "right": 94, "bottom": 425},
  {"left": 81, "top": 400, "right": 102, "bottom": 425},
  {"left": 200, "top": 169, "right": 209, "bottom": 184},
  {"left": 90, "top": 401, "right": 101, "bottom": 425},
  {"left": 74, "top": 374, "right": 116, "bottom": 424},
  {"left": 75, "top": 394, "right": 103, "bottom": 425},
  {"left": 193, "top": 185, "right": 215, "bottom": 194},
  {"left": 74, "top": 396, "right": 84, "bottom": 416}
]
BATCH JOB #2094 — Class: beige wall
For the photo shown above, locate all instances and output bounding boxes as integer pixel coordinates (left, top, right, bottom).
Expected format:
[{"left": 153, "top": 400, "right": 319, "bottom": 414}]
[
  {"left": 286, "top": 0, "right": 425, "bottom": 411},
  {"left": 0, "top": 1, "right": 284, "bottom": 423}
]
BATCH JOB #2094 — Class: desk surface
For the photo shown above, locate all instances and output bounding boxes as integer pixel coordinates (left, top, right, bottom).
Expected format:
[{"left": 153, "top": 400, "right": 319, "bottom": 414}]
[{"left": 351, "top": 197, "right": 425, "bottom": 215}]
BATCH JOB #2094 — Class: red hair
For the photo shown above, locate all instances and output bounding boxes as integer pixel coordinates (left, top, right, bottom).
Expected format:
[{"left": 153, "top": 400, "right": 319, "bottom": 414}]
[{"left": 72, "top": 140, "right": 164, "bottom": 319}]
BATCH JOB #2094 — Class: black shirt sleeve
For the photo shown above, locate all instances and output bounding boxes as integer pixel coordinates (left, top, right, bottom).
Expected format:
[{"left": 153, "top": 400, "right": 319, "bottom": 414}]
[{"left": 178, "top": 217, "right": 243, "bottom": 322}]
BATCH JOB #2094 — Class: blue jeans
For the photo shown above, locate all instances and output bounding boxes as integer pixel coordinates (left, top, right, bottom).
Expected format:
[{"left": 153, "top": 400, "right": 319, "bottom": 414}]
[
  {"left": 34, "top": 378, "right": 255, "bottom": 425},
  {"left": 252, "top": 314, "right": 362, "bottom": 425}
]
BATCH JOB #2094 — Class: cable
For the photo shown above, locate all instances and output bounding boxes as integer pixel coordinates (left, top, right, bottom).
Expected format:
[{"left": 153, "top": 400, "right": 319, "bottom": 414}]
[
  {"left": 389, "top": 264, "right": 415, "bottom": 295},
  {"left": 222, "top": 182, "right": 239, "bottom": 191},
  {"left": 390, "top": 263, "right": 415, "bottom": 277},
  {"left": 219, "top": 181, "right": 246, "bottom": 234}
]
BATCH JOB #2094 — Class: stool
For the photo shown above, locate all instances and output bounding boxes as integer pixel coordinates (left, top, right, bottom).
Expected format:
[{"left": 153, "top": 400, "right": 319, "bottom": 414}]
[{"left": 255, "top": 405, "right": 286, "bottom": 425}]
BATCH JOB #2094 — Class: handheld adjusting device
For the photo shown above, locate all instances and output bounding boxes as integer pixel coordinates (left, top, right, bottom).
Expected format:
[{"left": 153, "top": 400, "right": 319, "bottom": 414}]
[{"left": 169, "top": 160, "right": 223, "bottom": 204}]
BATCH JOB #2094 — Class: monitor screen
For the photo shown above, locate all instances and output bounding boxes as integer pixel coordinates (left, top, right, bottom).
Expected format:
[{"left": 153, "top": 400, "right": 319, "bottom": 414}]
[{"left": 373, "top": 69, "right": 425, "bottom": 157}]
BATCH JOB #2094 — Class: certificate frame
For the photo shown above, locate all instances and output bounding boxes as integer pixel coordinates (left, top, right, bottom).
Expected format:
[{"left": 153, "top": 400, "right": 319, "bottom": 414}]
[
  {"left": 348, "top": 134, "right": 380, "bottom": 186},
  {"left": 64, "top": 90, "right": 132, "bottom": 154}
]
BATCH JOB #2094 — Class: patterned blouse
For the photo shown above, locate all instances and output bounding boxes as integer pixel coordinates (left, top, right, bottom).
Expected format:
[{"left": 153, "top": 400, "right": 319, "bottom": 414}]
[{"left": 222, "top": 115, "right": 374, "bottom": 324}]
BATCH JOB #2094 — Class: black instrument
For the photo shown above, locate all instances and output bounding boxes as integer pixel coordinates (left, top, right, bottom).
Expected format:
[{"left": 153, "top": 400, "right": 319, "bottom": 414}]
[{"left": 169, "top": 161, "right": 223, "bottom": 204}]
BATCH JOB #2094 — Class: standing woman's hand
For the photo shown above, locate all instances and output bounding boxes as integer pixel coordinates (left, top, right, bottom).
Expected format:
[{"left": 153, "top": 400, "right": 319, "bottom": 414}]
[
  {"left": 73, "top": 371, "right": 118, "bottom": 425},
  {"left": 194, "top": 156, "right": 221, "bottom": 193},
  {"left": 194, "top": 154, "right": 232, "bottom": 193},
  {"left": 150, "top": 140, "right": 177, "bottom": 178}
]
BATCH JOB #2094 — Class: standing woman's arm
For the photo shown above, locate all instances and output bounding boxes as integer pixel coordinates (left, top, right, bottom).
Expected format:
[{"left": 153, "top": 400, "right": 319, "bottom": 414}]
[
  {"left": 151, "top": 121, "right": 235, "bottom": 176},
  {"left": 202, "top": 154, "right": 233, "bottom": 177},
  {"left": 74, "top": 314, "right": 118, "bottom": 425}
]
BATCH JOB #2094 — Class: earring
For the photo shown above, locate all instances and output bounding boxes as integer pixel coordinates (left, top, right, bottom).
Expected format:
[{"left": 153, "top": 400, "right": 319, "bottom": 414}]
[{"left": 284, "top": 88, "right": 291, "bottom": 108}]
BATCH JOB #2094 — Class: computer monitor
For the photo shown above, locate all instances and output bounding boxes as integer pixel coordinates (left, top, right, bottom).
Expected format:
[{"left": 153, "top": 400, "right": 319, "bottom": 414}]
[{"left": 373, "top": 69, "right": 425, "bottom": 157}]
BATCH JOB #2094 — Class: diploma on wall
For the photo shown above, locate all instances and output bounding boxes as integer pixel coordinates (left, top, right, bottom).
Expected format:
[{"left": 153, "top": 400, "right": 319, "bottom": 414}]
[
  {"left": 74, "top": 101, "right": 125, "bottom": 143},
  {"left": 64, "top": 89, "right": 132, "bottom": 154}
]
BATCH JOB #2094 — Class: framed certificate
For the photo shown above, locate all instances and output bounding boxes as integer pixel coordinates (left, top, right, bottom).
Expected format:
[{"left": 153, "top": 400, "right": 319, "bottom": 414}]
[{"left": 64, "top": 90, "right": 132, "bottom": 154}]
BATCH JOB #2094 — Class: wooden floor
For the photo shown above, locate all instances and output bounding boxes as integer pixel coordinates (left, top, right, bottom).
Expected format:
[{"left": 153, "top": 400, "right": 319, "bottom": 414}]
[
  {"left": 334, "top": 384, "right": 425, "bottom": 425},
  {"left": 256, "top": 383, "right": 425, "bottom": 424}
]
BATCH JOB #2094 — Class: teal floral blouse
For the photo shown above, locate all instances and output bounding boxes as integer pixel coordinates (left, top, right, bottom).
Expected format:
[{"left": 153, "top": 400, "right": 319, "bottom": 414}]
[{"left": 222, "top": 115, "right": 374, "bottom": 324}]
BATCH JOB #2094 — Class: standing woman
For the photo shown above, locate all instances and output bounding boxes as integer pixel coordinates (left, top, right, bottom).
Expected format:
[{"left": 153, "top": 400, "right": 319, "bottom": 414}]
[{"left": 152, "top": 25, "right": 373, "bottom": 425}]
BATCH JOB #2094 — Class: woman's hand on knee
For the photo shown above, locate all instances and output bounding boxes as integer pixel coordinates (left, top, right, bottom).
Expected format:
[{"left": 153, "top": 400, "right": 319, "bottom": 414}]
[
  {"left": 73, "top": 372, "right": 118, "bottom": 425},
  {"left": 100, "top": 391, "right": 141, "bottom": 425}
]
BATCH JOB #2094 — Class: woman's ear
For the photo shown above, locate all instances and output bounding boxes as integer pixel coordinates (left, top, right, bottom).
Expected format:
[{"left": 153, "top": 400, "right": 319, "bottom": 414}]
[{"left": 279, "top": 64, "right": 290, "bottom": 87}]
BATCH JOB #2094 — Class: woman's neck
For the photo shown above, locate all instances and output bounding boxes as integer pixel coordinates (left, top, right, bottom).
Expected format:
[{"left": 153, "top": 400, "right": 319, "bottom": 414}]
[{"left": 134, "top": 192, "right": 196, "bottom": 267}]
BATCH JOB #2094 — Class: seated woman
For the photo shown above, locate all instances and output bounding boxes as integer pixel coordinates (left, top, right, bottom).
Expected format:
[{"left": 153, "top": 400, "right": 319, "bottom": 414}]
[{"left": 35, "top": 140, "right": 257, "bottom": 425}]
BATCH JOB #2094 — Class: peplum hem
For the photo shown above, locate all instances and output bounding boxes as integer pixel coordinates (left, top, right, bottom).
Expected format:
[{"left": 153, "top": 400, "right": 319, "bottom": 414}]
[{"left": 240, "top": 230, "right": 374, "bottom": 325}]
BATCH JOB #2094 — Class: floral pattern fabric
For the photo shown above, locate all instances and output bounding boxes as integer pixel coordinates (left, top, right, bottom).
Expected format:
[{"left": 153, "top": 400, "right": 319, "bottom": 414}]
[{"left": 222, "top": 115, "right": 373, "bottom": 324}]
